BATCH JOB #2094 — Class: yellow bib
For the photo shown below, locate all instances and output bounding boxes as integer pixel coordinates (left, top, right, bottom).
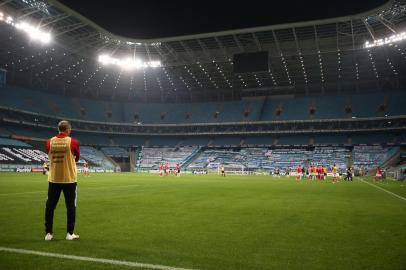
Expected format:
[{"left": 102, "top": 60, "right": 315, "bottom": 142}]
[{"left": 48, "top": 136, "right": 77, "bottom": 183}]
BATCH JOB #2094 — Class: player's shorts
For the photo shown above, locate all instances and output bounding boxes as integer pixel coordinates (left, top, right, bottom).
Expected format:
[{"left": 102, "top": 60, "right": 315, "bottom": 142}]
[
  {"left": 376, "top": 173, "right": 382, "bottom": 177},
  {"left": 332, "top": 173, "right": 338, "bottom": 177},
  {"left": 221, "top": 170, "right": 225, "bottom": 174},
  {"left": 177, "top": 169, "right": 181, "bottom": 173}
]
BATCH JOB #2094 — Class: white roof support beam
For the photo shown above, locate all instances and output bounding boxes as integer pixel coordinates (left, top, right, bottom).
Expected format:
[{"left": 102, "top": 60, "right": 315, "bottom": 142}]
[{"left": 362, "top": 19, "right": 376, "bottom": 40}]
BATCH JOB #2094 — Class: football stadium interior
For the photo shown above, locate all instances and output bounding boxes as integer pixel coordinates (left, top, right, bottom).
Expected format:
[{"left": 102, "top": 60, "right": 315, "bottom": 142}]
[{"left": 0, "top": 0, "right": 406, "bottom": 269}]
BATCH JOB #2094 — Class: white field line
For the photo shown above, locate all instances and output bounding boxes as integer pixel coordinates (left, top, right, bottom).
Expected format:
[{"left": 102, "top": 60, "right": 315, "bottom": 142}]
[
  {"left": 0, "top": 184, "right": 140, "bottom": 197},
  {"left": 359, "top": 178, "right": 406, "bottom": 202},
  {"left": 0, "top": 246, "right": 195, "bottom": 270}
]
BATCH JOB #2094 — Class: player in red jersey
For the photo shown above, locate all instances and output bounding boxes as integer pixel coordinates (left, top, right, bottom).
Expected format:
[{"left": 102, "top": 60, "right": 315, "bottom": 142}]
[
  {"left": 159, "top": 163, "right": 163, "bottom": 177},
  {"left": 310, "top": 165, "right": 316, "bottom": 180},
  {"left": 165, "top": 162, "right": 169, "bottom": 176},
  {"left": 317, "top": 165, "right": 323, "bottom": 181},
  {"left": 296, "top": 165, "right": 302, "bottom": 181},
  {"left": 84, "top": 161, "right": 89, "bottom": 177},
  {"left": 375, "top": 167, "right": 383, "bottom": 181}
]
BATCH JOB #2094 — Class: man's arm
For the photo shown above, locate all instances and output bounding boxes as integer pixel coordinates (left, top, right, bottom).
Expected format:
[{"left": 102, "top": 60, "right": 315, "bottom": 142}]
[
  {"left": 46, "top": 139, "right": 51, "bottom": 154},
  {"left": 70, "top": 138, "right": 80, "bottom": 162}
]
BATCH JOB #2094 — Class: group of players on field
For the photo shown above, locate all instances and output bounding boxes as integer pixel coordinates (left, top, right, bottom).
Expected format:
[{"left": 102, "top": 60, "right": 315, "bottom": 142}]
[
  {"left": 159, "top": 163, "right": 181, "bottom": 177},
  {"left": 294, "top": 164, "right": 346, "bottom": 183}
]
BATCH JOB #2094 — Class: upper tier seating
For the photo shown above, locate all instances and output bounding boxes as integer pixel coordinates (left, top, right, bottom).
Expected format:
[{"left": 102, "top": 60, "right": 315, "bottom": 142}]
[
  {"left": 0, "top": 137, "right": 32, "bottom": 147},
  {"left": 1, "top": 86, "right": 405, "bottom": 124}
]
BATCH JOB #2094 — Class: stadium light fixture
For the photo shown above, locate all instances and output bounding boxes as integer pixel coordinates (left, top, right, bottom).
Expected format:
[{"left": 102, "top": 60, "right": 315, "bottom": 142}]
[
  {"left": 98, "top": 54, "right": 162, "bottom": 70},
  {"left": 364, "top": 32, "right": 406, "bottom": 48},
  {"left": 15, "top": 21, "right": 52, "bottom": 44},
  {"left": 0, "top": 9, "right": 51, "bottom": 44}
]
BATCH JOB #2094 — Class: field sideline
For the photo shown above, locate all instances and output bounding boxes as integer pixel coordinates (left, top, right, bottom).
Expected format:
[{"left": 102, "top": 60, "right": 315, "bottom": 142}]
[{"left": 0, "top": 173, "right": 405, "bottom": 270}]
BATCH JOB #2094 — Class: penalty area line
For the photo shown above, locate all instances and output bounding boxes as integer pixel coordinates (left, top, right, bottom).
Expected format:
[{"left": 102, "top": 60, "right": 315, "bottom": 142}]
[
  {"left": 0, "top": 246, "right": 195, "bottom": 270},
  {"left": 359, "top": 178, "right": 406, "bottom": 202}
]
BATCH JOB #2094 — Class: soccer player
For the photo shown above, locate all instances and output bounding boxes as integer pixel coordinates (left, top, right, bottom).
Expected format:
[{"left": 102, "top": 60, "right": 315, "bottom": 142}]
[
  {"left": 176, "top": 163, "right": 181, "bottom": 177},
  {"left": 296, "top": 165, "right": 302, "bottom": 181},
  {"left": 221, "top": 165, "right": 225, "bottom": 177},
  {"left": 165, "top": 162, "right": 169, "bottom": 177},
  {"left": 159, "top": 163, "right": 163, "bottom": 177},
  {"left": 345, "top": 166, "right": 353, "bottom": 181},
  {"left": 323, "top": 165, "right": 328, "bottom": 180},
  {"left": 311, "top": 165, "right": 316, "bottom": 181},
  {"left": 332, "top": 164, "right": 338, "bottom": 184},
  {"left": 317, "top": 165, "right": 322, "bottom": 181},
  {"left": 45, "top": 120, "right": 80, "bottom": 241},
  {"left": 83, "top": 160, "right": 89, "bottom": 177},
  {"left": 375, "top": 167, "right": 383, "bottom": 181}
]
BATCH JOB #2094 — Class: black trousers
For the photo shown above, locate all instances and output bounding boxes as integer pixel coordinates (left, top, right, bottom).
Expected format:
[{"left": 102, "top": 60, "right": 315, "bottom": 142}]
[{"left": 45, "top": 182, "right": 77, "bottom": 234}]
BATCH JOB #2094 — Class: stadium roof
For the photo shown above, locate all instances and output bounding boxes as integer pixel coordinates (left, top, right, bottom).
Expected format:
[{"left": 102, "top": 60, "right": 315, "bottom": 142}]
[{"left": 0, "top": 0, "right": 406, "bottom": 101}]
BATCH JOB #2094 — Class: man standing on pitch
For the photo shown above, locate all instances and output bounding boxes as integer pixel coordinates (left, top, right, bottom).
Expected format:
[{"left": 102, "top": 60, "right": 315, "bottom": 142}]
[{"left": 44, "top": 120, "right": 80, "bottom": 241}]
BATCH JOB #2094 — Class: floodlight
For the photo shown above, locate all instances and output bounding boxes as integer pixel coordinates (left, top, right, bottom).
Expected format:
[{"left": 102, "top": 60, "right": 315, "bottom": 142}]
[
  {"left": 364, "top": 32, "right": 406, "bottom": 48},
  {"left": 14, "top": 21, "right": 52, "bottom": 44},
  {"left": 97, "top": 54, "right": 162, "bottom": 70}
]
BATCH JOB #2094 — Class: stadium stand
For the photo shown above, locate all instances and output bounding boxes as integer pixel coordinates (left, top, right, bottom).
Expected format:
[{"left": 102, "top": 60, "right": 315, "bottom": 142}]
[
  {"left": 137, "top": 146, "right": 198, "bottom": 170},
  {"left": 186, "top": 147, "right": 352, "bottom": 173},
  {"left": 311, "top": 147, "right": 349, "bottom": 170},
  {"left": 80, "top": 146, "right": 116, "bottom": 170},
  {"left": 1, "top": 86, "right": 406, "bottom": 124},
  {"left": 0, "top": 138, "right": 32, "bottom": 147},
  {"left": 352, "top": 146, "right": 391, "bottom": 171},
  {"left": 0, "top": 147, "right": 48, "bottom": 164},
  {"left": 101, "top": 147, "right": 129, "bottom": 158}
]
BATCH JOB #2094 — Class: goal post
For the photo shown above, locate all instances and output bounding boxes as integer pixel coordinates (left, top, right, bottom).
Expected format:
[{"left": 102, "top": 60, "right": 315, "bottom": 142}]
[{"left": 217, "top": 165, "right": 249, "bottom": 175}]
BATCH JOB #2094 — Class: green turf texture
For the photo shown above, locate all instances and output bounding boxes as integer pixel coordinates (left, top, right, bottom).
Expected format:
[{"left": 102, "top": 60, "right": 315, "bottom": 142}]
[{"left": 0, "top": 173, "right": 405, "bottom": 270}]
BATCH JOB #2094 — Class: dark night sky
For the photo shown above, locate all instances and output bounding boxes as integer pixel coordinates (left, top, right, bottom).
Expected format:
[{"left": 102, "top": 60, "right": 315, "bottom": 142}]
[{"left": 58, "top": 0, "right": 388, "bottom": 39}]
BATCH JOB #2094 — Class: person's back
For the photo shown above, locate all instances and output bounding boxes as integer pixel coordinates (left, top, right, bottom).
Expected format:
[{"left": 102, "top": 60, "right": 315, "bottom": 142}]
[
  {"left": 48, "top": 135, "right": 77, "bottom": 183},
  {"left": 44, "top": 120, "right": 80, "bottom": 241}
]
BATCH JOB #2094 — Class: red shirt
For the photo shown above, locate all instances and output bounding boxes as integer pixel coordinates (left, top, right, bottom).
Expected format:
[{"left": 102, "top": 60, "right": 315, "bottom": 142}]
[{"left": 46, "top": 132, "right": 80, "bottom": 162}]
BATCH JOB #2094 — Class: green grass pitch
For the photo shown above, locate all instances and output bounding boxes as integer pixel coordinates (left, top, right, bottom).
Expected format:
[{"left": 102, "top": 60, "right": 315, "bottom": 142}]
[{"left": 0, "top": 173, "right": 406, "bottom": 270}]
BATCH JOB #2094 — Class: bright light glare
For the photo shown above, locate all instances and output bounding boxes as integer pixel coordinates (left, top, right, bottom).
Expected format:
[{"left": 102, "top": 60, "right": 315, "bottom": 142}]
[
  {"left": 364, "top": 32, "right": 406, "bottom": 48},
  {"left": 15, "top": 21, "right": 52, "bottom": 44},
  {"left": 0, "top": 9, "right": 51, "bottom": 44},
  {"left": 98, "top": 54, "right": 162, "bottom": 70}
]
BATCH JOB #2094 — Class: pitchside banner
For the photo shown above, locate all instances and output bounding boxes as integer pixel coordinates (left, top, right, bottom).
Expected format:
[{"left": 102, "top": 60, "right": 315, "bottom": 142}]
[{"left": 0, "top": 69, "right": 6, "bottom": 88}]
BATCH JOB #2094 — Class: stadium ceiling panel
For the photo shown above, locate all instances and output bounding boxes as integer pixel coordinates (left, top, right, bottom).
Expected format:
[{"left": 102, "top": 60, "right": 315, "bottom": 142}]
[{"left": 0, "top": 0, "right": 405, "bottom": 101}]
